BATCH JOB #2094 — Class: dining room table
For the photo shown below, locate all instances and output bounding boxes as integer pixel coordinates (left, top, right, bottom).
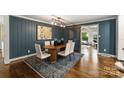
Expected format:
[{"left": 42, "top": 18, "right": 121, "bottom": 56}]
[{"left": 44, "top": 44, "right": 65, "bottom": 63}]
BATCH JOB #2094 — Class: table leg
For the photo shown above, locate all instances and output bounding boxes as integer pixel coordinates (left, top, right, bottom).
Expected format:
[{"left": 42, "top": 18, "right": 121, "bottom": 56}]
[{"left": 48, "top": 49, "right": 57, "bottom": 63}]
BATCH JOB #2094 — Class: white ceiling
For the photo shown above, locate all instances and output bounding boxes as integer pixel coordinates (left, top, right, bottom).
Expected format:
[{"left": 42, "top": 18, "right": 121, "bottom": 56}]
[{"left": 20, "top": 15, "right": 116, "bottom": 26}]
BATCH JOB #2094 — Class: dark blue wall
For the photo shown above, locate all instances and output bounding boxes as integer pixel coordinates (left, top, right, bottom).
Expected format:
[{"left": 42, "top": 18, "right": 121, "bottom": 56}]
[
  {"left": 9, "top": 16, "right": 67, "bottom": 59},
  {"left": 9, "top": 16, "right": 116, "bottom": 59},
  {"left": 66, "top": 26, "right": 80, "bottom": 51},
  {"left": 99, "top": 19, "right": 116, "bottom": 55},
  {"left": 99, "top": 21, "right": 111, "bottom": 54}
]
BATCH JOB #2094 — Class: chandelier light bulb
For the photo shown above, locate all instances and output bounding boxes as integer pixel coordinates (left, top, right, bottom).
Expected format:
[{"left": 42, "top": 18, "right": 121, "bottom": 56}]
[
  {"left": 51, "top": 15, "right": 66, "bottom": 27},
  {"left": 54, "top": 22, "right": 57, "bottom": 25},
  {"left": 60, "top": 24, "right": 63, "bottom": 27},
  {"left": 51, "top": 21, "right": 54, "bottom": 25}
]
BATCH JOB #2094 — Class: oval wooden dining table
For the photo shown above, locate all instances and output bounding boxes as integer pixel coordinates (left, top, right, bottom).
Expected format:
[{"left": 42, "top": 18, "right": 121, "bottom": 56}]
[{"left": 44, "top": 45, "right": 65, "bottom": 63}]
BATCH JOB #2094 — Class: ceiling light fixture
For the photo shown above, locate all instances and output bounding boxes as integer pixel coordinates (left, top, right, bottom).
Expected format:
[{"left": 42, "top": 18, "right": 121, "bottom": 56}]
[{"left": 51, "top": 15, "right": 66, "bottom": 27}]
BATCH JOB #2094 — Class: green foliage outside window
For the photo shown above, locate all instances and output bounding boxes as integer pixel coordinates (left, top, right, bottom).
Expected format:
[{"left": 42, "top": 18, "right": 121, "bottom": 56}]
[{"left": 82, "top": 32, "right": 88, "bottom": 41}]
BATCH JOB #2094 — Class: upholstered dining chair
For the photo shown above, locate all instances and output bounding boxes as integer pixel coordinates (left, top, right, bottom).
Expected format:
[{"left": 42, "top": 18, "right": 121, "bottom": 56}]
[
  {"left": 69, "top": 42, "right": 75, "bottom": 56},
  {"left": 68, "top": 40, "right": 73, "bottom": 43},
  {"left": 44, "top": 41, "right": 50, "bottom": 52},
  {"left": 58, "top": 43, "right": 71, "bottom": 61},
  {"left": 51, "top": 40, "right": 54, "bottom": 46},
  {"left": 35, "top": 44, "right": 51, "bottom": 62},
  {"left": 45, "top": 41, "right": 50, "bottom": 46}
]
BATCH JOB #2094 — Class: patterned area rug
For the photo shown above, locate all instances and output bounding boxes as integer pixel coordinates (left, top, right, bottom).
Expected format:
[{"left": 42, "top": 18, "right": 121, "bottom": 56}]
[
  {"left": 24, "top": 53, "right": 83, "bottom": 78},
  {"left": 98, "top": 65, "right": 124, "bottom": 78}
]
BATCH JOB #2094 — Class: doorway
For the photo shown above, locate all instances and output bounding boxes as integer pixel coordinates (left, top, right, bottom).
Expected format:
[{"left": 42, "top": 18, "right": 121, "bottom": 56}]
[
  {"left": 80, "top": 24, "right": 99, "bottom": 55},
  {"left": 0, "top": 16, "right": 4, "bottom": 63}
]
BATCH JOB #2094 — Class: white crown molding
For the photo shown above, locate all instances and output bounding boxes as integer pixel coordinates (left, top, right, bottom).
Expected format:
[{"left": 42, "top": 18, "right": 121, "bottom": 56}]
[
  {"left": 12, "top": 15, "right": 52, "bottom": 25},
  {"left": 67, "top": 15, "right": 118, "bottom": 26}
]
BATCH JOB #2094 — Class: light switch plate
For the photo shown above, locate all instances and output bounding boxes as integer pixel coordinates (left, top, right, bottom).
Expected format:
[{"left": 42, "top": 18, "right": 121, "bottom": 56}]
[
  {"left": 28, "top": 50, "right": 31, "bottom": 53},
  {"left": 104, "top": 49, "right": 106, "bottom": 52}
]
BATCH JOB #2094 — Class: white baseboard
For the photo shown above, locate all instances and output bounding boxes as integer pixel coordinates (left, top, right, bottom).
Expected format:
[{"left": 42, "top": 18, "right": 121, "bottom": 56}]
[
  {"left": 9, "top": 53, "right": 36, "bottom": 63},
  {"left": 98, "top": 53, "right": 116, "bottom": 58}
]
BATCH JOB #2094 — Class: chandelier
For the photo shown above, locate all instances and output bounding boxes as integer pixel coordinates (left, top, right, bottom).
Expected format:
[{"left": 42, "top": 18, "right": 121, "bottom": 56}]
[{"left": 51, "top": 15, "right": 66, "bottom": 27}]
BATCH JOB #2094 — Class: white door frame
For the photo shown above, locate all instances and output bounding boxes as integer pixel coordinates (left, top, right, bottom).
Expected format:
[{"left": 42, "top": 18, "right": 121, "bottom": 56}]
[
  {"left": 3, "top": 15, "right": 10, "bottom": 64},
  {"left": 80, "top": 24, "right": 99, "bottom": 53}
]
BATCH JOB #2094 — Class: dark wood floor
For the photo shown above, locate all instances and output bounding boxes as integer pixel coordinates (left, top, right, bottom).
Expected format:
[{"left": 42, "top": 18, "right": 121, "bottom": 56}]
[
  {"left": 0, "top": 47, "right": 123, "bottom": 78},
  {"left": 64, "top": 47, "right": 123, "bottom": 78}
]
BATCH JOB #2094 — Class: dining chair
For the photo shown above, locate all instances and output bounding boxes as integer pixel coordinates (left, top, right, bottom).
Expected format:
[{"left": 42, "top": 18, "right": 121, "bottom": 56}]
[
  {"left": 35, "top": 44, "right": 51, "bottom": 62},
  {"left": 58, "top": 43, "right": 71, "bottom": 61},
  {"left": 45, "top": 41, "right": 50, "bottom": 46},
  {"left": 51, "top": 40, "right": 54, "bottom": 46},
  {"left": 68, "top": 40, "right": 73, "bottom": 43},
  {"left": 69, "top": 42, "right": 75, "bottom": 56},
  {"left": 65, "top": 41, "right": 75, "bottom": 60},
  {"left": 44, "top": 41, "right": 50, "bottom": 52}
]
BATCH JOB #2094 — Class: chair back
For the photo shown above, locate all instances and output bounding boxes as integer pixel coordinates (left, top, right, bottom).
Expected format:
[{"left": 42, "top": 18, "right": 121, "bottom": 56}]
[
  {"left": 65, "top": 43, "right": 71, "bottom": 56},
  {"left": 45, "top": 41, "right": 50, "bottom": 46},
  {"left": 51, "top": 40, "right": 54, "bottom": 46},
  {"left": 35, "top": 44, "right": 42, "bottom": 58},
  {"left": 70, "top": 42, "right": 75, "bottom": 54},
  {"left": 68, "top": 40, "right": 73, "bottom": 43}
]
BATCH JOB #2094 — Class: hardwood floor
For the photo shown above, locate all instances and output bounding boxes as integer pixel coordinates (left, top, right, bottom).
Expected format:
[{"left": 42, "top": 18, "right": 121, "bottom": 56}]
[
  {"left": 0, "top": 51, "right": 40, "bottom": 78},
  {"left": 65, "top": 46, "right": 123, "bottom": 78},
  {"left": 0, "top": 61, "right": 41, "bottom": 78},
  {"left": 0, "top": 46, "right": 123, "bottom": 78}
]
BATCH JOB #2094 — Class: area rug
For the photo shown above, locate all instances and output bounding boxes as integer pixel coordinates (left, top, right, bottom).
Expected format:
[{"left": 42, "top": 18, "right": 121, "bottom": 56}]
[
  {"left": 98, "top": 65, "right": 124, "bottom": 78},
  {"left": 24, "top": 53, "right": 83, "bottom": 78}
]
